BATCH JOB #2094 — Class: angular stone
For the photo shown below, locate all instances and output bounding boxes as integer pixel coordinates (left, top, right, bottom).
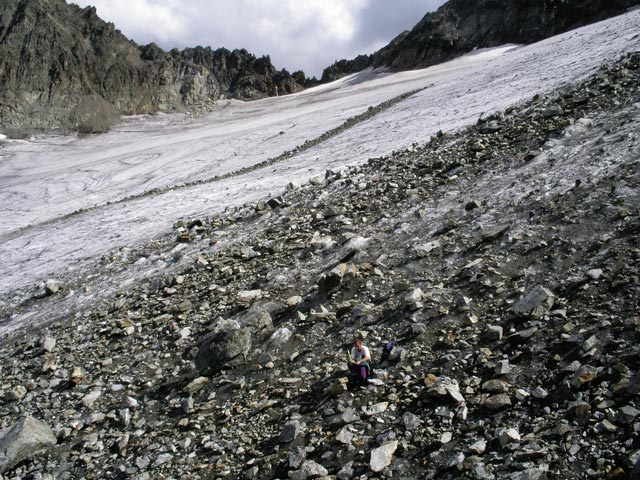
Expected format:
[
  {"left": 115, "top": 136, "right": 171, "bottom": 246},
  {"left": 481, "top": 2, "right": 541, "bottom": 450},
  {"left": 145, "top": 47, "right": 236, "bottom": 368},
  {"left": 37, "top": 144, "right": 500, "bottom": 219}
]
[
  {"left": 151, "top": 453, "right": 173, "bottom": 468},
  {"left": 532, "top": 386, "right": 549, "bottom": 399},
  {"left": 487, "top": 325, "right": 503, "bottom": 341},
  {"left": 0, "top": 416, "right": 57, "bottom": 473},
  {"left": 403, "top": 412, "right": 422, "bottom": 431},
  {"left": 598, "top": 419, "right": 618, "bottom": 432},
  {"left": 619, "top": 405, "right": 640, "bottom": 424},
  {"left": 45, "top": 279, "right": 64, "bottom": 296},
  {"left": 237, "top": 290, "right": 263, "bottom": 305},
  {"left": 286, "top": 296, "right": 303, "bottom": 307},
  {"left": 69, "top": 367, "right": 84, "bottom": 385},
  {"left": 542, "top": 104, "right": 563, "bottom": 117},
  {"left": 465, "top": 200, "right": 482, "bottom": 211},
  {"left": 586, "top": 268, "right": 603, "bottom": 280},
  {"left": 405, "top": 288, "right": 424, "bottom": 309},
  {"left": 81, "top": 389, "right": 102, "bottom": 408},
  {"left": 427, "top": 376, "right": 465, "bottom": 404},
  {"left": 267, "top": 196, "right": 283, "bottom": 209},
  {"left": 510, "top": 467, "right": 549, "bottom": 480},
  {"left": 41, "top": 335, "right": 56, "bottom": 353},
  {"left": 118, "top": 408, "right": 131, "bottom": 427},
  {"left": 483, "top": 394, "right": 512, "bottom": 410},
  {"left": 495, "top": 360, "right": 513, "bottom": 375},
  {"left": 499, "top": 428, "right": 521, "bottom": 447},
  {"left": 265, "top": 327, "right": 292, "bottom": 350},
  {"left": 481, "top": 224, "right": 510, "bottom": 240},
  {"left": 364, "top": 402, "right": 389, "bottom": 416},
  {"left": 337, "top": 462, "right": 355, "bottom": 480},
  {"left": 510, "top": 286, "right": 555, "bottom": 319},
  {"left": 289, "top": 446, "right": 306, "bottom": 469},
  {"left": 325, "top": 378, "right": 348, "bottom": 397},
  {"left": 7, "top": 385, "right": 27, "bottom": 402},
  {"left": 446, "top": 452, "right": 465, "bottom": 468},
  {"left": 570, "top": 365, "right": 598, "bottom": 388},
  {"left": 182, "top": 396, "right": 194, "bottom": 414},
  {"left": 482, "top": 379, "right": 511, "bottom": 393},
  {"left": 327, "top": 408, "right": 360, "bottom": 426},
  {"left": 567, "top": 400, "right": 591, "bottom": 418},
  {"left": 582, "top": 335, "right": 598, "bottom": 352},
  {"left": 289, "top": 460, "right": 328, "bottom": 480},
  {"left": 370, "top": 441, "right": 398, "bottom": 473},
  {"left": 415, "top": 241, "right": 440, "bottom": 257},
  {"left": 245, "top": 466, "right": 260, "bottom": 479},
  {"left": 280, "top": 420, "right": 303, "bottom": 443},
  {"left": 336, "top": 426, "right": 354, "bottom": 444},
  {"left": 184, "top": 377, "right": 209, "bottom": 394},
  {"left": 469, "top": 438, "right": 487, "bottom": 454}
]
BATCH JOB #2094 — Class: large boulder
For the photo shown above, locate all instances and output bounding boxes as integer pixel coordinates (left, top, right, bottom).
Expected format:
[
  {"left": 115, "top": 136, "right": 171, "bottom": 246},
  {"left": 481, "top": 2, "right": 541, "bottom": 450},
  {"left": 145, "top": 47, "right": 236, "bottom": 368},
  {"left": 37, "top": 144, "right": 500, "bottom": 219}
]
[
  {"left": 0, "top": 416, "right": 57, "bottom": 473},
  {"left": 195, "top": 319, "right": 252, "bottom": 374}
]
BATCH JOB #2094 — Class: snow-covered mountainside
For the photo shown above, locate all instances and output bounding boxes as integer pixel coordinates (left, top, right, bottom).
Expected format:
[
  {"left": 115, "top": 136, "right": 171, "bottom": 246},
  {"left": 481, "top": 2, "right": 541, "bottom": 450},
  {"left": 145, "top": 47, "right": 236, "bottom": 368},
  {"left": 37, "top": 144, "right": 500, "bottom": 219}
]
[
  {"left": 1, "top": 10, "right": 639, "bottom": 333},
  {"left": 0, "top": 9, "right": 639, "bottom": 480}
]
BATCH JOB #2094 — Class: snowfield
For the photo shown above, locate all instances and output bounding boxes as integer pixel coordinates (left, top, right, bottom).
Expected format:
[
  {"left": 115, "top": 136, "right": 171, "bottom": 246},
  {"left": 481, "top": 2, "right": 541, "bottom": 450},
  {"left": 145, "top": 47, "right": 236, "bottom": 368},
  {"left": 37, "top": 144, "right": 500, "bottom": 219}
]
[{"left": 0, "top": 9, "right": 639, "bottom": 334}]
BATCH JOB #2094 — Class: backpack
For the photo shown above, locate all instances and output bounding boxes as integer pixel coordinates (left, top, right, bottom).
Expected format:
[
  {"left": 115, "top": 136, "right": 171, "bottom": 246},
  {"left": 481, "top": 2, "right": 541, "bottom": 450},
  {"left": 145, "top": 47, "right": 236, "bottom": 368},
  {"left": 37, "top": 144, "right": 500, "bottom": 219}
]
[{"left": 380, "top": 341, "right": 394, "bottom": 363}]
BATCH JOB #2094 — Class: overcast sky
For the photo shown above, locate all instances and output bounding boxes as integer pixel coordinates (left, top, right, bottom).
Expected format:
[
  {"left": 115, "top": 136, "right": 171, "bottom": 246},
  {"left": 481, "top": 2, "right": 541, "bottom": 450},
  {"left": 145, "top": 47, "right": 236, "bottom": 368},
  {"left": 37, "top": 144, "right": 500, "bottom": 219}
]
[{"left": 69, "top": 0, "right": 447, "bottom": 78}]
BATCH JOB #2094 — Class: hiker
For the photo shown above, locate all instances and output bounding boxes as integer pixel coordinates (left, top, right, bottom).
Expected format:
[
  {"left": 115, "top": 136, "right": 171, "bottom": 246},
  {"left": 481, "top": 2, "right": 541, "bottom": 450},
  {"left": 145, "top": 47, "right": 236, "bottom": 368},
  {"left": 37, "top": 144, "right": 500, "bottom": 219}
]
[{"left": 348, "top": 336, "right": 371, "bottom": 383}]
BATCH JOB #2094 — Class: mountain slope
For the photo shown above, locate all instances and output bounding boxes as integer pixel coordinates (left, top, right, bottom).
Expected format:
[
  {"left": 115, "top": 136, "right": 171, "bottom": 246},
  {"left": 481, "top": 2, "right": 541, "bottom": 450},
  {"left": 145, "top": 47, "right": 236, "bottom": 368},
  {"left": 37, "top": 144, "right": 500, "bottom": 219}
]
[
  {"left": 0, "top": 0, "right": 309, "bottom": 134},
  {"left": 0, "top": 47, "right": 639, "bottom": 480},
  {"left": 322, "top": 0, "right": 640, "bottom": 81},
  {"left": 0, "top": 6, "right": 639, "bottom": 480}
]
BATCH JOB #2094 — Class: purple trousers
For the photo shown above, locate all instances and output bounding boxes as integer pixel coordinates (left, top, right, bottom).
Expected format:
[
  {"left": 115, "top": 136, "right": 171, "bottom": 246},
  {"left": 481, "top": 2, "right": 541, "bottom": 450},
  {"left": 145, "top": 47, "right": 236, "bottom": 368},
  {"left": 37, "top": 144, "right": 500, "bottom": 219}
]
[{"left": 349, "top": 362, "right": 369, "bottom": 379}]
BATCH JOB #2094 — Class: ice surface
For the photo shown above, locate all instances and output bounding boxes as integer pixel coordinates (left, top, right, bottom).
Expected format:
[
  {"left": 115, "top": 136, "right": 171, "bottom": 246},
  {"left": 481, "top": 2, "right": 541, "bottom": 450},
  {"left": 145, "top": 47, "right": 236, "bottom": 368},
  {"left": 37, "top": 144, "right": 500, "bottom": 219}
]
[{"left": 0, "top": 10, "right": 639, "bottom": 323}]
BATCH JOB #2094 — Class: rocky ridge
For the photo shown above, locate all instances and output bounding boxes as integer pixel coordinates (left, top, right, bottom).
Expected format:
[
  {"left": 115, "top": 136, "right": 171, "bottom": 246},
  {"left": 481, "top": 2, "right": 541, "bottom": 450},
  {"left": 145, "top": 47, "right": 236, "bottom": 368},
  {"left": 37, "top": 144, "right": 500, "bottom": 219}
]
[
  {"left": 0, "top": 52, "right": 639, "bottom": 479},
  {"left": 322, "top": 0, "right": 640, "bottom": 82},
  {"left": 0, "top": 0, "right": 311, "bottom": 135}
]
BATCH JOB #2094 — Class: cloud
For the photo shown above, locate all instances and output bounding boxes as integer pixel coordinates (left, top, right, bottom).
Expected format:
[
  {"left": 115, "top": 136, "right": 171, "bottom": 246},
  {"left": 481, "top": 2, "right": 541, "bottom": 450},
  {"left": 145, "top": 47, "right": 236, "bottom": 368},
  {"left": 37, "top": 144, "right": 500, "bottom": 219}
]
[
  {"left": 70, "top": 0, "right": 447, "bottom": 77},
  {"left": 79, "top": 0, "right": 189, "bottom": 45}
]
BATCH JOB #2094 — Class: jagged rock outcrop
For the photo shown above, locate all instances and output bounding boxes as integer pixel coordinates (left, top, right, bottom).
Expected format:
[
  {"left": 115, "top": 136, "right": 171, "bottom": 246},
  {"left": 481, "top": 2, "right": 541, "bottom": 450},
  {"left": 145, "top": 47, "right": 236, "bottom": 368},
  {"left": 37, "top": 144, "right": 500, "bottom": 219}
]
[
  {"left": 0, "top": 0, "right": 310, "bottom": 134},
  {"left": 322, "top": 0, "right": 640, "bottom": 81}
]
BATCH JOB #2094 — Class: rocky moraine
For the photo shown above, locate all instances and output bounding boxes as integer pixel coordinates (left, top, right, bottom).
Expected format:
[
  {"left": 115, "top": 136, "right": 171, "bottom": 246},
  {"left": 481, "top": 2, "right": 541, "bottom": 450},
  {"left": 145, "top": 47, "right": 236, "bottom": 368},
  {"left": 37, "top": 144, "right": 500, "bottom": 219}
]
[{"left": 1, "top": 53, "right": 640, "bottom": 479}]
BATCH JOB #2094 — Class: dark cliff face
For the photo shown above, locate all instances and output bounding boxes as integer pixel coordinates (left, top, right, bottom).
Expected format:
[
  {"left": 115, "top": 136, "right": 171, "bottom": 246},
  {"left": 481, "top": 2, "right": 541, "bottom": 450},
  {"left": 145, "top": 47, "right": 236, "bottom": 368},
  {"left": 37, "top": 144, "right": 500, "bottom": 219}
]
[
  {"left": 321, "top": 0, "right": 640, "bottom": 82},
  {"left": 0, "top": 0, "right": 310, "bottom": 134}
]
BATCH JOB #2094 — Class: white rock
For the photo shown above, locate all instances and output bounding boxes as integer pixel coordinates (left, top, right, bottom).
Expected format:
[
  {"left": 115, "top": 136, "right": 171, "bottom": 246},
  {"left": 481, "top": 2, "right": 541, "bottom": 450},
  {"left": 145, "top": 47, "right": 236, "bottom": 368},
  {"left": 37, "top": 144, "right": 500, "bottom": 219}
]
[
  {"left": 286, "top": 295, "right": 303, "bottom": 307},
  {"left": 151, "top": 453, "right": 173, "bottom": 468},
  {"left": 44, "top": 279, "right": 64, "bottom": 295},
  {"left": 266, "top": 327, "right": 292, "bottom": 350},
  {"left": 500, "top": 428, "right": 521, "bottom": 447},
  {"left": 469, "top": 438, "right": 487, "bottom": 454},
  {"left": 364, "top": 402, "right": 389, "bottom": 416},
  {"left": 370, "top": 440, "right": 398, "bottom": 472},
  {"left": 532, "top": 386, "right": 548, "bottom": 398},
  {"left": 586, "top": 268, "right": 603, "bottom": 280},
  {"left": 81, "top": 389, "right": 102, "bottom": 408},
  {"left": 41, "top": 335, "right": 56, "bottom": 353},
  {"left": 237, "top": 289, "right": 263, "bottom": 305},
  {"left": 336, "top": 426, "right": 354, "bottom": 444}
]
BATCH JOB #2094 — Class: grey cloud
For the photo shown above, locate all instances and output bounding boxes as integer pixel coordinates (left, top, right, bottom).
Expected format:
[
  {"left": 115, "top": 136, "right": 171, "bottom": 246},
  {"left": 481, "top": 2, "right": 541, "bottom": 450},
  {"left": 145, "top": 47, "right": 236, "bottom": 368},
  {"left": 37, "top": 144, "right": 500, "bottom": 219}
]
[{"left": 71, "top": 0, "right": 447, "bottom": 77}]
